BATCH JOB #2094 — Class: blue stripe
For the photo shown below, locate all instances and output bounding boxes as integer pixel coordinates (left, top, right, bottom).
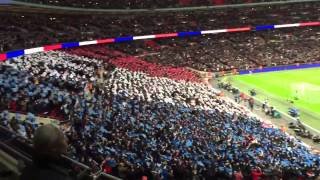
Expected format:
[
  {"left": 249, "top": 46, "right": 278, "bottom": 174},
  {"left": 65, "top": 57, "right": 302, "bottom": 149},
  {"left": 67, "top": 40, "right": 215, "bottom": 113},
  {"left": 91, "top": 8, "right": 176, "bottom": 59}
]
[
  {"left": 178, "top": 31, "right": 202, "bottom": 37},
  {"left": 239, "top": 63, "right": 320, "bottom": 75},
  {"left": 115, "top": 36, "right": 133, "bottom": 42},
  {"left": 255, "top": 25, "right": 275, "bottom": 31},
  {"left": 6, "top": 50, "right": 25, "bottom": 59},
  {"left": 62, "top": 42, "right": 80, "bottom": 49}
]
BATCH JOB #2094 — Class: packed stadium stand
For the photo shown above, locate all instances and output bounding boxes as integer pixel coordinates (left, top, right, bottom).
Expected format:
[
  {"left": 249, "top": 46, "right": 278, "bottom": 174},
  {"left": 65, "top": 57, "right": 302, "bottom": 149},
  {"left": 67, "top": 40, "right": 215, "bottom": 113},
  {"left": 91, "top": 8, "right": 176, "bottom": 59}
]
[
  {"left": 0, "top": 47, "right": 320, "bottom": 179},
  {"left": 1, "top": 1, "right": 320, "bottom": 180},
  {"left": 1, "top": 2, "right": 319, "bottom": 54}
]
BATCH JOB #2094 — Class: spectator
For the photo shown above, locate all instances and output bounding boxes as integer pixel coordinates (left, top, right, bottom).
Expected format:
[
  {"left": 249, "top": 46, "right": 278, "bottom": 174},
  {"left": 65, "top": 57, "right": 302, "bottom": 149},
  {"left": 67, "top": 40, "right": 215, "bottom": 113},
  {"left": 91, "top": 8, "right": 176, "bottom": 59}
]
[
  {"left": 20, "top": 124, "right": 71, "bottom": 180},
  {"left": 233, "top": 167, "right": 243, "bottom": 180},
  {"left": 251, "top": 168, "right": 263, "bottom": 180}
]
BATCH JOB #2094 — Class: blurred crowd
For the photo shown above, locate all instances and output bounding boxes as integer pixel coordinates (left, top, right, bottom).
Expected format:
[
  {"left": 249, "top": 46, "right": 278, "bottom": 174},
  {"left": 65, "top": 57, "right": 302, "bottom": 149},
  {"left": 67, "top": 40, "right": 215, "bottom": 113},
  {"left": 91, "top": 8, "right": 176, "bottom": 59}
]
[
  {"left": 115, "top": 28, "right": 320, "bottom": 71},
  {"left": 66, "top": 46, "right": 201, "bottom": 82},
  {"left": 0, "top": 50, "right": 320, "bottom": 179},
  {"left": 16, "top": 0, "right": 284, "bottom": 9},
  {"left": 1, "top": 2, "right": 319, "bottom": 55},
  {"left": 0, "top": 49, "right": 200, "bottom": 119},
  {"left": 0, "top": 110, "right": 38, "bottom": 139}
]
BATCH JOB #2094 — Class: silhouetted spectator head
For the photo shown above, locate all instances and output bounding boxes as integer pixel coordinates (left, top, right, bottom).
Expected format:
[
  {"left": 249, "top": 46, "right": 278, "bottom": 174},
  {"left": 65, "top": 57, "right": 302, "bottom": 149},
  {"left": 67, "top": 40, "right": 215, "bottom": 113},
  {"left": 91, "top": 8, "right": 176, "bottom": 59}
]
[{"left": 33, "top": 124, "right": 68, "bottom": 157}]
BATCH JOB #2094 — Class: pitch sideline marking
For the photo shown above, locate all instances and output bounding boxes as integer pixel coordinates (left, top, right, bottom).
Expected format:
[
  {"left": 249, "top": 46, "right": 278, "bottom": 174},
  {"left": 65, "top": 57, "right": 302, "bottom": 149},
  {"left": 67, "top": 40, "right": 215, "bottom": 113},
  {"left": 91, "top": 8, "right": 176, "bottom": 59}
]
[
  {"left": 226, "top": 77, "right": 320, "bottom": 134},
  {"left": 245, "top": 89, "right": 320, "bottom": 134}
]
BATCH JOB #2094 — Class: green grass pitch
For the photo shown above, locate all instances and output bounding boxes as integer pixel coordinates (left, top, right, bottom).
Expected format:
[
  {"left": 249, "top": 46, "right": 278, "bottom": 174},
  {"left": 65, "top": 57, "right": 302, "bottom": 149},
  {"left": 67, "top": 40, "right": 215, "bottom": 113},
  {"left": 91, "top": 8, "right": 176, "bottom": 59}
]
[{"left": 229, "top": 68, "right": 320, "bottom": 132}]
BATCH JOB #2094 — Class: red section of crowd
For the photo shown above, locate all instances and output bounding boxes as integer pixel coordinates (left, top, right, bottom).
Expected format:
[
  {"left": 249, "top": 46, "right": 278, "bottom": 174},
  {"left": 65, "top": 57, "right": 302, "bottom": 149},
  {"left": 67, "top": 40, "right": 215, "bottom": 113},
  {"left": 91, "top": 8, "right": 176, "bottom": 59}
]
[
  {"left": 113, "top": 57, "right": 201, "bottom": 82},
  {"left": 66, "top": 46, "right": 201, "bottom": 82}
]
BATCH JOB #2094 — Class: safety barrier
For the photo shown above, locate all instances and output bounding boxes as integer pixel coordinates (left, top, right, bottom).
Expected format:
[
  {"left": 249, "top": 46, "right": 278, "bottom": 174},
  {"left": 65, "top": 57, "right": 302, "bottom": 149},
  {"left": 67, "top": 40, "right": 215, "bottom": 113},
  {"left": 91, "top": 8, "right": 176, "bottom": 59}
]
[
  {"left": 0, "top": 21, "right": 319, "bottom": 62},
  {"left": 239, "top": 63, "right": 320, "bottom": 75}
]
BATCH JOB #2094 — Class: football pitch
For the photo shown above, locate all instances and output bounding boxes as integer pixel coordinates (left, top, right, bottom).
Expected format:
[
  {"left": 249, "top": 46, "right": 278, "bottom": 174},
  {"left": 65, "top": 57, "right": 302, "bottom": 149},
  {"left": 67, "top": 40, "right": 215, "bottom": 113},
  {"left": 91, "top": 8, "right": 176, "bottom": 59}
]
[{"left": 228, "top": 68, "right": 320, "bottom": 133}]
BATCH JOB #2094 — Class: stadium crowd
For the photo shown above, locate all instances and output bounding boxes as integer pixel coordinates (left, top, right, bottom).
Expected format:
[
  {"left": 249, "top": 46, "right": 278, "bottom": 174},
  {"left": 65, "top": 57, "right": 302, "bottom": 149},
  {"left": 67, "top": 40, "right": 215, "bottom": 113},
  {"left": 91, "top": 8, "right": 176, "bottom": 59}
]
[
  {"left": 0, "top": 50, "right": 320, "bottom": 179},
  {"left": 16, "top": 0, "right": 283, "bottom": 9},
  {"left": 0, "top": 110, "right": 38, "bottom": 139},
  {"left": 1, "top": 2, "right": 319, "bottom": 56},
  {"left": 0, "top": 1, "right": 320, "bottom": 179},
  {"left": 111, "top": 28, "right": 320, "bottom": 71}
]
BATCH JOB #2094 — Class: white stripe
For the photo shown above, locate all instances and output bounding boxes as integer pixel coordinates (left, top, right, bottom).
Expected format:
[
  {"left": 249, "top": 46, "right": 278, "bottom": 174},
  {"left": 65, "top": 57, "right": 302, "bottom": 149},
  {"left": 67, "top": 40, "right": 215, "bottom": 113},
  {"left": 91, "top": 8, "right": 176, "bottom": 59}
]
[
  {"left": 274, "top": 23, "right": 300, "bottom": 28},
  {"left": 133, "top": 35, "right": 156, "bottom": 40},
  {"left": 24, "top": 47, "right": 44, "bottom": 55},
  {"left": 79, "top": 40, "right": 98, "bottom": 46},
  {"left": 201, "top": 29, "right": 227, "bottom": 34}
]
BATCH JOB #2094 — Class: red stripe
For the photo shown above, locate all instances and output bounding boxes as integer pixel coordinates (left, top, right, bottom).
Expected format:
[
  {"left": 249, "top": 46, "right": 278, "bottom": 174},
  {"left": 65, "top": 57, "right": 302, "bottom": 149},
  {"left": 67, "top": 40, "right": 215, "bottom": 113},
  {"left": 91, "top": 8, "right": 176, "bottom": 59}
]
[
  {"left": 0, "top": 54, "right": 6, "bottom": 61},
  {"left": 227, "top": 27, "right": 251, "bottom": 32},
  {"left": 300, "top": 22, "right": 320, "bottom": 26},
  {"left": 97, "top": 38, "right": 115, "bottom": 44},
  {"left": 155, "top": 33, "right": 178, "bottom": 38},
  {"left": 44, "top": 44, "right": 62, "bottom": 51}
]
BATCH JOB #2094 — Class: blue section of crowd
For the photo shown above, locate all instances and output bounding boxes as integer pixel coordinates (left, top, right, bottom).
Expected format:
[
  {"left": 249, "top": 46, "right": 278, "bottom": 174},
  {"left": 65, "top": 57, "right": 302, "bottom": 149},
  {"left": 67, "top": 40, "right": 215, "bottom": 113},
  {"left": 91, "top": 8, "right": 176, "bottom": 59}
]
[{"left": 1, "top": 51, "right": 320, "bottom": 179}]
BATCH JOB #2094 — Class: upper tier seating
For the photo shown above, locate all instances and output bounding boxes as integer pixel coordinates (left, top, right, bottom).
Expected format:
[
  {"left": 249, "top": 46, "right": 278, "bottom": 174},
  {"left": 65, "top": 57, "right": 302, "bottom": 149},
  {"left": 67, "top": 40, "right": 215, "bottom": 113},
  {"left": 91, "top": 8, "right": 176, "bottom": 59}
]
[{"left": 1, "top": 2, "right": 319, "bottom": 54}]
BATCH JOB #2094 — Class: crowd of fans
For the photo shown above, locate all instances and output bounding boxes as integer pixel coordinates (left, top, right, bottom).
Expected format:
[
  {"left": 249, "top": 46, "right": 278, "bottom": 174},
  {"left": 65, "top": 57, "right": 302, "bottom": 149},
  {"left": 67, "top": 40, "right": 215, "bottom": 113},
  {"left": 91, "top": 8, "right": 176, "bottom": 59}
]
[
  {"left": 0, "top": 110, "right": 38, "bottom": 139},
  {"left": 1, "top": 1, "right": 320, "bottom": 179},
  {"left": 0, "top": 49, "right": 200, "bottom": 120},
  {"left": 1, "top": 2, "right": 319, "bottom": 58},
  {"left": 65, "top": 46, "right": 200, "bottom": 82},
  {"left": 122, "top": 28, "right": 320, "bottom": 71},
  {"left": 0, "top": 50, "right": 320, "bottom": 179},
  {"left": 16, "top": 0, "right": 285, "bottom": 9},
  {"left": 65, "top": 27, "right": 320, "bottom": 74}
]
